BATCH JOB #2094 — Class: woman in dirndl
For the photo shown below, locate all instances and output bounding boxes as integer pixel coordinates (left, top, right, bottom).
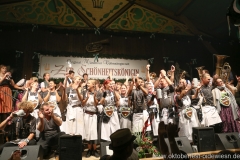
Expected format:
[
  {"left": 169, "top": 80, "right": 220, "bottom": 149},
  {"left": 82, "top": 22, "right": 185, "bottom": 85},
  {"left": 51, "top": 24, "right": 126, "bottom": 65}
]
[
  {"left": 178, "top": 87, "right": 200, "bottom": 141},
  {"left": 119, "top": 84, "right": 132, "bottom": 131},
  {"left": 22, "top": 81, "right": 43, "bottom": 116},
  {"left": 212, "top": 78, "right": 240, "bottom": 133},
  {"left": 15, "top": 77, "right": 38, "bottom": 111},
  {"left": 42, "top": 80, "right": 61, "bottom": 116},
  {"left": 100, "top": 79, "right": 120, "bottom": 141},
  {"left": 0, "top": 65, "right": 24, "bottom": 122},
  {"left": 64, "top": 76, "right": 85, "bottom": 136},
  {"left": 80, "top": 80, "right": 100, "bottom": 158}
]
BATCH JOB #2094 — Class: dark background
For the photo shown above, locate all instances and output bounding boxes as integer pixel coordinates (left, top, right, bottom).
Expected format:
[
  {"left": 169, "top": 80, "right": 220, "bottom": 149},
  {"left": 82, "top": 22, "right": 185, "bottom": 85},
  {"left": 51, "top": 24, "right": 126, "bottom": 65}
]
[{"left": 0, "top": 27, "right": 239, "bottom": 84}]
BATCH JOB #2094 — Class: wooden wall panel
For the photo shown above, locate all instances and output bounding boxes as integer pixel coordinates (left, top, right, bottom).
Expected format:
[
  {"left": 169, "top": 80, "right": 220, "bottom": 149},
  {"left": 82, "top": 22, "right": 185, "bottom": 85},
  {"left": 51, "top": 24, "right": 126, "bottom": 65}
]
[{"left": 0, "top": 28, "right": 238, "bottom": 81}]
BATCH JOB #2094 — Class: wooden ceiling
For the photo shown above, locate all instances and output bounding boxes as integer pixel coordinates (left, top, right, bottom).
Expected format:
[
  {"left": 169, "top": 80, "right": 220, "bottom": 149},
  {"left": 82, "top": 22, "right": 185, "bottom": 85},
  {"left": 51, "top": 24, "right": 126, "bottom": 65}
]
[{"left": 0, "top": 0, "right": 237, "bottom": 40}]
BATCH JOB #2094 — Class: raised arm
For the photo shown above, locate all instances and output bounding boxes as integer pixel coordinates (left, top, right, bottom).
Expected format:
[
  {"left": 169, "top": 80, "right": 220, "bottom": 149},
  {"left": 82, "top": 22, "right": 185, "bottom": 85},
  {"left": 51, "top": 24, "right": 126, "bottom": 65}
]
[
  {"left": 179, "top": 84, "right": 192, "bottom": 99},
  {"left": 99, "top": 91, "right": 107, "bottom": 105},
  {"left": 21, "top": 89, "right": 29, "bottom": 102},
  {"left": 93, "top": 91, "right": 99, "bottom": 107},
  {"left": 109, "top": 71, "right": 113, "bottom": 80},
  {"left": 43, "top": 90, "right": 50, "bottom": 102},
  {"left": 161, "top": 70, "right": 173, "bottom": 86},
  {"left": 63, "top": 73, "right": 69, "bottom": 88},
  {"left": 146, "top": 64, "right": 150, "bottom": 82},
  {"left": 226, "top": 83, "right": 237, "bottom": 95},
  {"left": 37, "top": 111, "right": 45, "bottom": 132},
  {"left": 236, "top": 75, "right": 240, "bottom": 92},
  {"left": 76, "top": 87, "right": 83, "bottom": 102},
  {"left": 62, "top": 87, "right": 68, "bottom": 102},
  {"left": 51, "top": 112, "right": 62, "bottom": 126},
  {"left": 135, "top": 77, "right": 148, "bottom": 95},
  {"left": 169, "top": 65, "right": 175, "bottom": 83},
  {"left": 147, "top": 92, "right": 156, "bottom": 107},
  {"left": 127, "top": 80, "right": 134, "bottom": 96},
  {"left": 11, "top": 79, "right": 24, "bottom": 90},
  {"left": 0, "top": 113, "right": 13, "bottom": 130},
  {"left": 55, "top": 90, "right": 61, "bottom": 102},
  {"left": 114, "top": 91, "right": 120, "bottom": 107},
  {"left": 38, "top": 89, "right": 43, "bottom": 104},
  {"left": 124, "top": 75, "right": 129, "bottom": 86},
  {"left": 192, "top": 85, "right": 201, "bottom": 99},
  {"left": 154, "top": 75, "right": 161, "bottom": 89},
  {"left": 81, "top": 91, "right": 89, "bottom": 106}
]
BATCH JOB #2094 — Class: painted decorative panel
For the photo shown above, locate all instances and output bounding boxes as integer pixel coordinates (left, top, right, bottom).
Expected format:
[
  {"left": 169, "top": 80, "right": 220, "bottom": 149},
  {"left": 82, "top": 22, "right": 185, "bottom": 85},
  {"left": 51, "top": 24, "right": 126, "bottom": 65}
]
[
  {"left": 107, "top": 4, "right": 193, "bottom": 35},
  {"left": 0, "top": 0, "right": 88, "bottom": 27},
  {"left": 71, "top": 0, "right": 128, "bottom": 27}
]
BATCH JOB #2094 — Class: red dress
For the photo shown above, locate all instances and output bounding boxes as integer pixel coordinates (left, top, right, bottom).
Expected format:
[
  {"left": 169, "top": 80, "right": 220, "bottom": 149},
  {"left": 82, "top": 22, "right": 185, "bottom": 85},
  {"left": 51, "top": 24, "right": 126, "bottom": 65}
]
[{"left": 0, "top": 79, "right": 13, "bottom": 113}]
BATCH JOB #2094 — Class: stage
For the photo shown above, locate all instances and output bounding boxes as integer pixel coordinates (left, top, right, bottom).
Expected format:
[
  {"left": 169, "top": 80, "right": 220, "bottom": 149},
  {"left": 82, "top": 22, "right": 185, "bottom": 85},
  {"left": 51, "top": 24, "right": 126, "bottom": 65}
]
[{"left": 45, "top": 149, "right": 240, "bottom": 160}]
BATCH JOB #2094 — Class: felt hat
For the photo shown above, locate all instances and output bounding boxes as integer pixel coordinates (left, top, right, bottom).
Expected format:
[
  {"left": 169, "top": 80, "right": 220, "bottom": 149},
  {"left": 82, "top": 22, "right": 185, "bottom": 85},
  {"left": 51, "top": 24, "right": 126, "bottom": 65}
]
[{"left": 109, "top": 128, "right": 136, "bottom": 150}]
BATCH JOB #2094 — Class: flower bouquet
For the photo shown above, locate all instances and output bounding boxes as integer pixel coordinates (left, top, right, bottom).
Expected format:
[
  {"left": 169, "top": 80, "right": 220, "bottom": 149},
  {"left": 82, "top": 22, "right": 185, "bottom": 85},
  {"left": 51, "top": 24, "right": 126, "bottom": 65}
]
[{"left": 133, "top": 132, "right": 161, "bottom": 158}]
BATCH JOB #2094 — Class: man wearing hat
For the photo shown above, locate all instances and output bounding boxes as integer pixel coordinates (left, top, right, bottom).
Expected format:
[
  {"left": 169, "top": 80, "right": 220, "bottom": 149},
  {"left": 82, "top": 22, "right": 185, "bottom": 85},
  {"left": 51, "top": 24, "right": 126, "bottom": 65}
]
[{"left": 100, "top": 128, "right": 137, "bottom": 160}]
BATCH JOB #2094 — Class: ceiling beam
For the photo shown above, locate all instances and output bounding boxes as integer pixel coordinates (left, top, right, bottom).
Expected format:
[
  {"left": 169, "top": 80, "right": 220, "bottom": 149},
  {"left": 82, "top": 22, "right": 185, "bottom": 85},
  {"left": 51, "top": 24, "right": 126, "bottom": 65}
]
[
  {"left": 100, "top": 1, "right": 134, "bottom": 28},
  {"left": 62, "top": 0, "right": 95, "bottom": 28},
  {"left": 135, "top": 1, "right": 221, "bottom": 39},
  {"left": 175, "top": 0, "right": 193, "bottom": 16},
  {"left": 52, "top": 0, "right": 59, "bottom": 13},
  {"left": 134, "top": 0, "right": 202, "bottom": 34},
  {"left": 134, "top": 0, "right": 181, "bottom": 23},
  {"left": 134, "top": 0, "right": 222, "bottom": 55},
  {"left": 178, "top": 16, "right": 201, "bottom": 35},
  {"left": 0, "top": 0, "right": 30, "bottom": 5},
  {"left": 134, "top": 0, "right": 221, "bottom": 38}
]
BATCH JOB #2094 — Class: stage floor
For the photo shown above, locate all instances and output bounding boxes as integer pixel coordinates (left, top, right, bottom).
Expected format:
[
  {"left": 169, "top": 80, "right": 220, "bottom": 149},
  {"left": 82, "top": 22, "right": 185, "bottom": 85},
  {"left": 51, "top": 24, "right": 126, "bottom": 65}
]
[
  {"left": 46, "top": 149, "right": 240, "bottom": 160},
  {"left": 46, "top": 148, "right": 100, "bottom": 160}
]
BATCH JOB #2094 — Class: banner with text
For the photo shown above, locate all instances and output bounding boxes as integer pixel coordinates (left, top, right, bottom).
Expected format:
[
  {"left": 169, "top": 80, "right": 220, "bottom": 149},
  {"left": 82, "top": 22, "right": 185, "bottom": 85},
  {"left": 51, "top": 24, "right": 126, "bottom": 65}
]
[{"left": 39, "top": 56, "right": 148, "bottom": 79}]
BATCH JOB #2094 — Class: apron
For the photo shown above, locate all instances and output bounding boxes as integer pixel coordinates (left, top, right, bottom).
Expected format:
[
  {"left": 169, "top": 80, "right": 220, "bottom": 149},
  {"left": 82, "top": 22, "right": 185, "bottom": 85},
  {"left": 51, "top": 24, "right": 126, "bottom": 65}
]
[
  {"left": 178, "top": 96, "right": 200, "bottom": 140},
  {"left": 149, "top": 99, "right": 160, "bottom": 136},
  {"left": 48, "top": 93, "right": 61, "bottom": 117},
  {"left": 84, "top": 94, "right": 98, "bottom": 141},
  {"left": 101, "top": 91, "right": 120, "bottom": 141},
  {"left": 65, "top": 88, "right": 85, "bottom": 137},
  {"left": 119, "top": 96, "right": 132, "bottom": 131},
  {"left": 28, "top": 92, "right": 39, "bottom": 118}
]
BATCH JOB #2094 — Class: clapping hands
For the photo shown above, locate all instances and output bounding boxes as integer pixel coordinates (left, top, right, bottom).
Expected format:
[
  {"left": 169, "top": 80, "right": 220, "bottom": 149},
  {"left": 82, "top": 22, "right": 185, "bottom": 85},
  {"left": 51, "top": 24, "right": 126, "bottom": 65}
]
[
  {"left": 38, "top": 111, "right": 44, "bottom": 119},
  {"left": 236, "top": 75, "right": 240, "bottom": 82},
  {"left": 171, "top": 65, "right": 175, "bottom": 72},
  {"left": 146, "top": 64, "right": 150, "bottom": 71},
  {"left": 160, "top": 70, "right": 166, "bottom": 77}
]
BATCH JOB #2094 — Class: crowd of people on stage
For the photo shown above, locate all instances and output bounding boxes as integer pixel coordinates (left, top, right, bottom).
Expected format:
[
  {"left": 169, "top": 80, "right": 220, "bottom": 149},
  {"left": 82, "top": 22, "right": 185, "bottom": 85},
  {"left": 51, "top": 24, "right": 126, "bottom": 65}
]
[{"left": 0, "top": 63, "right": 240, "bottom": 159}]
